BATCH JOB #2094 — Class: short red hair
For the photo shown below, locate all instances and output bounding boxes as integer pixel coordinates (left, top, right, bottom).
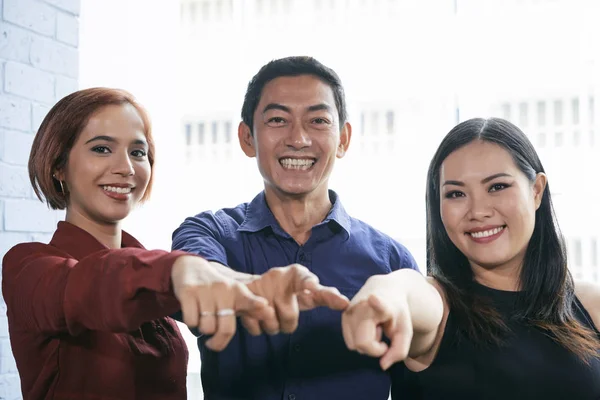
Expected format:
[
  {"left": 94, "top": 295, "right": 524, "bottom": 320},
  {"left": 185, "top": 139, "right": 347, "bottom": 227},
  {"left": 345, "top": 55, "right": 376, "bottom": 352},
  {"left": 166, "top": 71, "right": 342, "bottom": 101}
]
[{"left": 29, "top": 87, "right": 155, "bottom": 210}]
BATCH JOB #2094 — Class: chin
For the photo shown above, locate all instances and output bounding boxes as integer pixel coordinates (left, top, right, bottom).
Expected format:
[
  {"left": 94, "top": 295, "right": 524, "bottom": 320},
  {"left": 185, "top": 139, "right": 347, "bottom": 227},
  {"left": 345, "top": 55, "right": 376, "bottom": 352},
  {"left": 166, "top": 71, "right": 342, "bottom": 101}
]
[
  {"left": 274, "top": 183, "right": 315, "bottom": 196},
  {"left": 469, "top": 255, "right": 513, "bottom": 270},
  {"left": 98, "top": 210, "right": 131, "bottom": 224}
]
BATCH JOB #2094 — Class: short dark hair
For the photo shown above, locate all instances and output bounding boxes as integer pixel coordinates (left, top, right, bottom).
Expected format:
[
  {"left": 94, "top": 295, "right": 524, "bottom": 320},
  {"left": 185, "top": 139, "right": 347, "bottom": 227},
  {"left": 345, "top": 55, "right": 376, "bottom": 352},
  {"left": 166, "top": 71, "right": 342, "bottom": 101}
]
[
  {"left": 426, "top": 117, "right": 599, "bottom": 362},
  {"left": 29, "top": 87, "right": 155, "bottom": 210},
  {"left": 241, "top": 56, "right": 347, "bottom": 133}
]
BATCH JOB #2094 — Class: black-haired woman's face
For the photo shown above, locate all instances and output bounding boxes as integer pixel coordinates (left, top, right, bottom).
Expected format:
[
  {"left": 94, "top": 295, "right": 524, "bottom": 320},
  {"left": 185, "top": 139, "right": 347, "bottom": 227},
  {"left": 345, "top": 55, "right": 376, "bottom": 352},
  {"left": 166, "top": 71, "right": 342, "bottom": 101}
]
[{"left": 439, "top": 140, "right": 546, "bottom": 275}]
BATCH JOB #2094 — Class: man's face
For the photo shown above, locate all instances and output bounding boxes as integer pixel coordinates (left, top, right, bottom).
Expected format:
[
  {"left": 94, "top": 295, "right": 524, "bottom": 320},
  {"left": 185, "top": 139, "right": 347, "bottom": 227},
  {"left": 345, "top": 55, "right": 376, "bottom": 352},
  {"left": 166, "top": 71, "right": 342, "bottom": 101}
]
[{"left": 239, "top": 74, "right": 351, "bottom": 199}]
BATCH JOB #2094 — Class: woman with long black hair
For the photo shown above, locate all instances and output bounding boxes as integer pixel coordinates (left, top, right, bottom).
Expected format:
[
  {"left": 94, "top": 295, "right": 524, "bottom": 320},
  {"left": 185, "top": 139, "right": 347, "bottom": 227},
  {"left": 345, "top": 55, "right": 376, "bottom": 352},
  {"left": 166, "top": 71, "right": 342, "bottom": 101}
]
[{"left": 342, "top": 117, "right": 600, "bottom": 399}]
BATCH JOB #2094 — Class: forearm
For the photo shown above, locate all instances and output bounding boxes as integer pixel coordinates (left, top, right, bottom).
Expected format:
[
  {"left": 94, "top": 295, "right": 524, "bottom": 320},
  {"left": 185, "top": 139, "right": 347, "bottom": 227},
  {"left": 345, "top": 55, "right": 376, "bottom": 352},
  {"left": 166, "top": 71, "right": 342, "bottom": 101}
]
[
  {"left": 65, "top": 249, "right": 186, "bottom": 334},
  {"left": 406, "top": 270, "right": 444, "bottom": 333},
  {"left": 3, "top": 245, "right": 186, "bottom": 335}
]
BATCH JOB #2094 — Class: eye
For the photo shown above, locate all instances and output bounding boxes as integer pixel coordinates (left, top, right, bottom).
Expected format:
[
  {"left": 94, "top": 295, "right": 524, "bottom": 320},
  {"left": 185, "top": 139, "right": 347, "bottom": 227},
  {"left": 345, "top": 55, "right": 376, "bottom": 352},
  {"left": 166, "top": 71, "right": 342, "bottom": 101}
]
[
  {"left": 489, "top": 183, "right": 510, "bottom": 192},
  {"left": 131, "top": 149, "right": 147, "bottom": 157},
  {"left": 444, "top": 191, "right": 465, "bottom": 199},
  {"left": 91, "top": 145, "right": 111, "bottom": 154},
  {"left": 312, "top": 117, "right": 331, "bottom": 124},
  {"left": 266, "top": 117, "right": 286, "bottom": 126}
]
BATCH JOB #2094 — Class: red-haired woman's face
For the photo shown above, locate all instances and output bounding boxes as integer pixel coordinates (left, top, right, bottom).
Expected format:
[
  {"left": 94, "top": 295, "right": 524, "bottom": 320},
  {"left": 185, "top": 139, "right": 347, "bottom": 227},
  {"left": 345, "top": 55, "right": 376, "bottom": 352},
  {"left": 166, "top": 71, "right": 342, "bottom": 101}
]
[{"left": 57, "top": 103, "right": 151, "bottom": 225}]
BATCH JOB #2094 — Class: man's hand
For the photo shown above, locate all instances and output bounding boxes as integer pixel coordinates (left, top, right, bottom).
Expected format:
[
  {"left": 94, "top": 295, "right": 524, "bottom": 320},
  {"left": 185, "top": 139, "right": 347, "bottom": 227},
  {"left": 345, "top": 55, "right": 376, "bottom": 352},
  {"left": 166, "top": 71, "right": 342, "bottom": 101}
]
[{"left": 241, "top": 264, "right": 350, "bottom": 335}]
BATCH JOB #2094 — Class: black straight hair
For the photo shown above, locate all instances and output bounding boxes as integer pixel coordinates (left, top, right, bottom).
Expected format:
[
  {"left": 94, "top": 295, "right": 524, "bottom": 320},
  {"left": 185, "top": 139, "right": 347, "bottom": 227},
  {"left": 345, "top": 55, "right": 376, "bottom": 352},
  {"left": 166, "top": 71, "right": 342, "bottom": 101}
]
[{"left": 426, "top": 117, "right": 599, "bottom": 362}]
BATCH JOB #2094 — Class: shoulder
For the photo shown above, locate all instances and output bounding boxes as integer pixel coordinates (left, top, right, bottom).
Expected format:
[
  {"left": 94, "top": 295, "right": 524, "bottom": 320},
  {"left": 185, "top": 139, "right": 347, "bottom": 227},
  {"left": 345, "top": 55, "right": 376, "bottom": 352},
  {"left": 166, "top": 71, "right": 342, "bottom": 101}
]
[
  {"left": 4, "top": 242, "right": 61, "bottom": 261},
  {"left": 214, "top": 202, "right": 251, "bottom": 226},
  {"left": 2, "top": 242, "right": 67, "bottom": 273},
  {"left": 347, "top": 217, "right": 400, "bottom": 246},
  {"left": 174, "top": 202, "right": 250, "bottom": 234},
  {"left": 347, "top": 217, "right": 419, "bottom": 272},
  {"left": 574, "top": 280, "right": 600, "bottom": 330},
  {"left": 195, "top": 202, "right": 251, "bottom": 225}
]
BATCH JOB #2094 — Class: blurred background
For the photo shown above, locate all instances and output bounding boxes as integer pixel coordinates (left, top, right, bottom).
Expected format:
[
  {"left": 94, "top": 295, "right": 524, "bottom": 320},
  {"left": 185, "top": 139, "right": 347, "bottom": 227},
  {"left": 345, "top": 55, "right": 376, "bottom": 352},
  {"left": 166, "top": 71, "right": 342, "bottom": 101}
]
[{"left": 1, "top": 0, "right": 599, "bottom": 398}]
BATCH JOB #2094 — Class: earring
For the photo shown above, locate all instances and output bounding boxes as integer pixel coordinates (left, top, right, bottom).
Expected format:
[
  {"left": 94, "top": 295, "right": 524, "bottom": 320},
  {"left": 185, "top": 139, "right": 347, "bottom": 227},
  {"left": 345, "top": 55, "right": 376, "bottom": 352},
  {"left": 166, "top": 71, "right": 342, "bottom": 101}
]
[{"left": 53, "top": 175, "right": 65, "bottom": 194}]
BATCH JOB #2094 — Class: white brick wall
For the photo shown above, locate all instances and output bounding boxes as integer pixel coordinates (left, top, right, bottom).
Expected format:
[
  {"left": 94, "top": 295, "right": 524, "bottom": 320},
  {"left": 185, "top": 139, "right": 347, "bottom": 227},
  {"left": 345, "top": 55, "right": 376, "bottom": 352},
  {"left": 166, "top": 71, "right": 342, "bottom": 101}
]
[
  {"left": 0, "top": 130, "right": 33, "bottom": 166},
  {"left": 0, "top": 0, "right": 79, "bottom": 398},
  {"left": 4, "top": 61, "right": 55, "bottom": 104}
]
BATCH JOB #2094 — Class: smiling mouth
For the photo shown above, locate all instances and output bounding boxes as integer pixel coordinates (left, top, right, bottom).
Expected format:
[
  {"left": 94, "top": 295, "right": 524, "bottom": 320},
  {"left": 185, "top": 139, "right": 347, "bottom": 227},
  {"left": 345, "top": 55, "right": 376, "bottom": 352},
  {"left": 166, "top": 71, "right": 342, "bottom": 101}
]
[
  {"left": 467, "top": 225, "right": 506, "bottom": 239},
  {"left": 279, "top": 158, "right": 316, "bottom": 171},
  {"left": 102, "top": 185, "right": 134, "bottom": 194}
]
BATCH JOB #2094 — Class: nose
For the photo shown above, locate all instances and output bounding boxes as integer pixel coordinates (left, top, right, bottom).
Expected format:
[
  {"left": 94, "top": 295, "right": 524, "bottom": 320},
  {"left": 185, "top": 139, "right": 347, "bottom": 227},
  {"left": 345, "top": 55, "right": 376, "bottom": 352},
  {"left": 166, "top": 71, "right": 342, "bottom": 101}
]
[
  {"left": 112, "top": 151, "right": 135, "bottom": 177},
  {"left": 285, "top": 122, "right": 311, "bottom": 149},
  {"left": 467, "top": 193, "right": 494, "bottom": 221}
]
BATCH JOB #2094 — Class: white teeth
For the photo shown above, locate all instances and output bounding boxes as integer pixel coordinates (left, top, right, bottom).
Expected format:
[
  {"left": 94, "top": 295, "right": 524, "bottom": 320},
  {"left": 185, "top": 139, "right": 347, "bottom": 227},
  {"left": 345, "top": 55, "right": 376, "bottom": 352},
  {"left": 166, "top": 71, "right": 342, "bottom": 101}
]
[
  {"left": 280, "top": 158, "right": 315, "bottom": 170},
  {"left": 103, "top": 186, "right": 132, "bottom": 194},
  {"left": 470, "top": 226, "right": 504, "bottom": 239}
]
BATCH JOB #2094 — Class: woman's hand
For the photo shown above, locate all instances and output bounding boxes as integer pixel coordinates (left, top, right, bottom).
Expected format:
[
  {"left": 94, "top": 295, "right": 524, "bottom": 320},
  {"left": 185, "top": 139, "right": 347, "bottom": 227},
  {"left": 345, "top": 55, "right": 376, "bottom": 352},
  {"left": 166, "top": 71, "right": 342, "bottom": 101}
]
[
  {"left": 342, "top": 270, "right": 443, "bottom": 370},
  {"left": 171, "top": 255, "right": 273, "bottom": 351}
]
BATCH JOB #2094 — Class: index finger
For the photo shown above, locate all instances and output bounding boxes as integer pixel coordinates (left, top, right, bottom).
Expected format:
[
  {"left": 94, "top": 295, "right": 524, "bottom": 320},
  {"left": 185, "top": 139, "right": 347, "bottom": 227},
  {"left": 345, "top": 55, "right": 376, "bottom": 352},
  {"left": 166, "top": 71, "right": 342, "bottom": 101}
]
[
  {"left": 305, "top": 286, "right": 350, "bottom": 310},
  {"left": 346, "top": 298, "right": 391, "bottom": 357},
  {"left": 375, "top": 295, "right": 413, "bottom": 370},
  {"left": 233, "top": 284, "right": 271, "bottom": 319},
  {"left": 288, "top": 265, "right": 320, "bottom": 293}
]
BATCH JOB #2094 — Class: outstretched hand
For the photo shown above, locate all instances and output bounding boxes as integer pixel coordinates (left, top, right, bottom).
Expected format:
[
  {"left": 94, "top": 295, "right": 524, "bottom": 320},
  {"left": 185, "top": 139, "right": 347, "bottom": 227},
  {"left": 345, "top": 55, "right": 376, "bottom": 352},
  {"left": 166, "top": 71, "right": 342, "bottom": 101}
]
[
  {"left": 171, "top": 255, "right": 274, "bottom": 351},
  {"left": 241, "top": 263, "right": 350, "bottom": 335},
  {"left": 342, "top": 292, "right": 414, "bottom": 370}
]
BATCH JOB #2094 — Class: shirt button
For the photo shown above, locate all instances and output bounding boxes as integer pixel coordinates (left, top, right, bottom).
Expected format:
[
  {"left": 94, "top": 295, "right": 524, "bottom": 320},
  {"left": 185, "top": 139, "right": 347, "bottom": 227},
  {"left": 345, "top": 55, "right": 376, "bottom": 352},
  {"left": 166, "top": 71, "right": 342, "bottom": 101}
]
[
  {"left": 294, "top": 344, "right": 301, "bottom": 352},
  {"left": 288, "top": 394, "right": 296, "bottom": 400},
  {"left": 298, "top": 253, "right": 305, "bottom": 261}
]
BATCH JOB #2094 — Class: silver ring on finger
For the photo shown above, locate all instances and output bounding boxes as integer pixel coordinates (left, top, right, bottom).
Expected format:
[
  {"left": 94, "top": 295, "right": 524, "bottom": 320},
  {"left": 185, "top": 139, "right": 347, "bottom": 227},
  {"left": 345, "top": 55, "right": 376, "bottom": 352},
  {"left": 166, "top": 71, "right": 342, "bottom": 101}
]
[{"left": 216, "top": 308, "right": 235, "bottom": 317}]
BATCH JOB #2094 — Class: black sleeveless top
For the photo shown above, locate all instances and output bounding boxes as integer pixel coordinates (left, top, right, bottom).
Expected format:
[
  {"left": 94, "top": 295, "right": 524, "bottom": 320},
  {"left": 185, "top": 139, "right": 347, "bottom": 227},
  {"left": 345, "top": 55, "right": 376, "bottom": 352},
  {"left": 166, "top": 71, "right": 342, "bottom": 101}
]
[{"left": 397, "top": 283, "right": 600, "bottom": 399}]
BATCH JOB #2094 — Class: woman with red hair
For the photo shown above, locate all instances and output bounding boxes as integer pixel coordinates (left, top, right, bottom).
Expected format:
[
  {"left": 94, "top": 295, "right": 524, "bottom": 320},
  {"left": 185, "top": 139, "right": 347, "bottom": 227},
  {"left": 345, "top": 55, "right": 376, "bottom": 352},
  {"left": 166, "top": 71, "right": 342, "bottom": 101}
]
[{"left": 1, "top": 88, "right": 274, "bottom": 399}]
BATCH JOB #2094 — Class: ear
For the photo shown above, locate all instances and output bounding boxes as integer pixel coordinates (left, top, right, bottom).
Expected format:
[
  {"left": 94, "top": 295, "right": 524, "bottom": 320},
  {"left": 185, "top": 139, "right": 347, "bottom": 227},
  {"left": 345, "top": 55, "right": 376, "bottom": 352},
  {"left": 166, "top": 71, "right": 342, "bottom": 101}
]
[
  {"left": 532, "top": 172, "right": 547, "bottom": 210},
  {"left": 238, "top": 122, "right": 256, "bottom": 158},
  {"left": 336, "top": 122, "right": 352, "bottom": 159},
  {"left": 53, "top": 169, "right": 66, "bottom": 182}
]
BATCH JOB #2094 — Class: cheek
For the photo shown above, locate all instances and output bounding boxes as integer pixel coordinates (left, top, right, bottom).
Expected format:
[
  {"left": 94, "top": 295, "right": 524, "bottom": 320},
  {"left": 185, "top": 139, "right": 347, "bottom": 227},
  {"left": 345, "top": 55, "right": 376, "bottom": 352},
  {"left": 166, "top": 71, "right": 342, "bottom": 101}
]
[
  {"left": 66, "top": 159, "right": 96, "bottom": 189},
  {"left": 519, "top": 202, "right": 538, "bottom": 237},
  {"left": 500, "top": 193, "right": 536, "bottom": 231},
  {"left": 440, "top": 203, "right": 462, "bottom": 235},
  {"left": 136, "top": 164, "right": 152, "bottom": 186},
  {"left": 256, "top": 138, "right": 277, "bottom": 160},
  {"left": 324, "top": 135, "right": 338, "bottom": 152}
]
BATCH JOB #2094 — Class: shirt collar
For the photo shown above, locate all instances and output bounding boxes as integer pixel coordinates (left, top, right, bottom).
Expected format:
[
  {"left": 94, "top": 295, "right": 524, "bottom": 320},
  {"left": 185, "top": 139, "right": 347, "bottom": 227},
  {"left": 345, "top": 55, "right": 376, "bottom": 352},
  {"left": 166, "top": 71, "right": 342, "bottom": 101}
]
[
  {"left": 50, "top": 221, "right": 144, "bottom": 260},
  {"left": 238, "top": 190, "right": 351, "bottom": 239}
]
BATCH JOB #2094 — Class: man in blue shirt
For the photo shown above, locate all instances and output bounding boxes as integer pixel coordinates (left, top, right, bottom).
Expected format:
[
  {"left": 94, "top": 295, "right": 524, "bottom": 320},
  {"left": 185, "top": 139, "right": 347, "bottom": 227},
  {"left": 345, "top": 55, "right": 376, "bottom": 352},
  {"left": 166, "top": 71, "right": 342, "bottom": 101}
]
[{"left": 172, "top": 56, "right": 419, "bottom": 399}]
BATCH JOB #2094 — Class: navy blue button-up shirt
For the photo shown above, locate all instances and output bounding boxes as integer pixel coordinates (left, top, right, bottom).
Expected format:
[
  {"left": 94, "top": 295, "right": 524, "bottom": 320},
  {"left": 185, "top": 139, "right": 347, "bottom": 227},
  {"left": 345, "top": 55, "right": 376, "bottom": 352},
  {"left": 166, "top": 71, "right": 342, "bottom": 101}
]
[{"left": 172, "top": 191, "right": 419, "bottom": 400}]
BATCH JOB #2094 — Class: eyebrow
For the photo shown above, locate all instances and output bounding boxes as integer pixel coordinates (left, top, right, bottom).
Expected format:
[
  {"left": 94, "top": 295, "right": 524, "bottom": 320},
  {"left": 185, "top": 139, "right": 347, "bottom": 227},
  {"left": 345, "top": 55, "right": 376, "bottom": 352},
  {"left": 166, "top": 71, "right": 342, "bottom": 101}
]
[
  {"left": 84, "top": 135, "right": 148, "bottom": 146},
  {"left": 262, "top": 103, "right": 334, "bottom": 114},
  {"left": 262, "top": 103, "right": 290, "bottom": 114},
  {"left": 442, "top": 172, "right": 513, "bottom": 187},
  {"left": 307, "top": 103, "right": 334, "bottom": 114}
]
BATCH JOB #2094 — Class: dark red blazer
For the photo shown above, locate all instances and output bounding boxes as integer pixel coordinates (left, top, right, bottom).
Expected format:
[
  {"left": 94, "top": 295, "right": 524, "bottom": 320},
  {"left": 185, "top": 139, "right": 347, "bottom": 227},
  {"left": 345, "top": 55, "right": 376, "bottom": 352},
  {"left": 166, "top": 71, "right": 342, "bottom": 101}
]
[{"left": 2, "top": 221, "right": 189, "bottom": 399}]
